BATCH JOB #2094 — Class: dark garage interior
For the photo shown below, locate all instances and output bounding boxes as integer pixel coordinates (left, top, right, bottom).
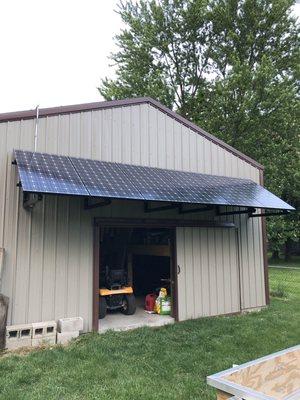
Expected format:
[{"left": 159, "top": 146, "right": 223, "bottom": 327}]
[{"left": 98, "top": 226, "right": 175, "bottom": 331}]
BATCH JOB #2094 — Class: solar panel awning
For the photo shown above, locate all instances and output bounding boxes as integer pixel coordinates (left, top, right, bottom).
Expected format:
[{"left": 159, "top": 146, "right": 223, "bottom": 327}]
[{"left": 14, "top": 150, "right": 294, "bottom": 211}]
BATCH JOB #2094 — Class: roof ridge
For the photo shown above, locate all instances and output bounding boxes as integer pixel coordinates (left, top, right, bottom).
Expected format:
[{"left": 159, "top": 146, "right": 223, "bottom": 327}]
[{"left": 0, "top": 97, "right": 263, "bottom": 170}]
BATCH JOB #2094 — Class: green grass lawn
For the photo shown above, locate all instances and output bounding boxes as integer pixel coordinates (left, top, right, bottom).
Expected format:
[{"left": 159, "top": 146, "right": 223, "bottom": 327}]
[
  {"left": 268, "top": 255, "right": 300, "bottom": 269},
  {"left": 269, "top": 255, "right": 300, "bottom": 299},
  {"left": 0, "top": 267, "right": 299, "bottom": 400}
]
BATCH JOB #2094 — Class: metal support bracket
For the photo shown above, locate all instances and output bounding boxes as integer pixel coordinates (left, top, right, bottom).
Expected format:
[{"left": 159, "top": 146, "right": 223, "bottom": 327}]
[
  {"left": 23, "top": 192, "right": 43, "bottom": 211},
  {"left": 144, "top": 202, "right": 179, "bottom": 213},
  {"left": 216, "top": 206, "right": 256, "bottom": 216},
  {"left": 249, "top": 210, "right": 291, "bottom": 218},
  {"left": 178, "top": 204, "right": 214, "bottom": 214},
  {"left": 84, "top": 198, "right": 111, "bottom": 210}
]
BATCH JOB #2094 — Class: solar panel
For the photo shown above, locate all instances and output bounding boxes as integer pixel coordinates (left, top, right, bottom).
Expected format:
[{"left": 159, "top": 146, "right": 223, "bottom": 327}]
[
  {"left": 250, "top": 184, "right": 293, "bottom": 210},
  {"left": 200, "top": 175, "right": 265, "bottom": 208},
  {"left": 167, "top": 170, "right": 232, "bottom": 205},
  {"left": 112, "top": 164, "right": 192, "bottom": 202},
  {"left": 14, "top": 150, "right": 89, "bottom": 196},
  {"left": 71, "top": 157, "right": 293, "bottom": 209},
  {"left": 70, "top": 158, "right": 146, "bottom": 200},
  {"left": 14, "top": 150, "right": 294, "bottom": 211}
]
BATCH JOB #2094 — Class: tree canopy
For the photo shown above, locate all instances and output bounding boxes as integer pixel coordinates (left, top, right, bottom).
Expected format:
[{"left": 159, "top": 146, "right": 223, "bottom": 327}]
[{"left": 99, "top": 0, "right": 300, "bottom": 257}]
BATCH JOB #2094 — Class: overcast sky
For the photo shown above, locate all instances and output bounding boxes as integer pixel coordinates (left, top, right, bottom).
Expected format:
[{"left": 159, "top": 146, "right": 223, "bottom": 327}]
[{"left": 0, "top": 0, "right": 299, "bottom": 113}]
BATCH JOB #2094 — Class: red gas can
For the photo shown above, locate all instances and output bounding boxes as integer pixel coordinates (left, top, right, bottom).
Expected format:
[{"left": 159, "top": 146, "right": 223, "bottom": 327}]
[{"left": 145, "top": 293, "right": 157, "bottom": 312}]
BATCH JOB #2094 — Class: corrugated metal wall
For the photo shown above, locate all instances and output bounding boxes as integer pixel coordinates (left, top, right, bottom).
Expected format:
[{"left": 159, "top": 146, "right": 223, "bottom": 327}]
[
  {"left": 0, "top": 103, "right": 266, "bottom": 331},
  {"left": 176, "top": 227, "right": 240, "bottom": 320}
]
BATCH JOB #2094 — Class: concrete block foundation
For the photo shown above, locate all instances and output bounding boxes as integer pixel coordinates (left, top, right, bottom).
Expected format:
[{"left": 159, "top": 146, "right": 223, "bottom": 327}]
[
  {"left": 57, "top": 331, "right": 79, "bottom": 345},
  {"left": 57, "top": 317, "right": 83, "bottom": 333},
  {"left": 6, "top": 324, "right": 32, "bottom": 350},
  {"left": 32, "top": 336, "right": 56, "bottom": 347},
  {"left": 32, "top": 321, "right": 57, "bottom": 338}
]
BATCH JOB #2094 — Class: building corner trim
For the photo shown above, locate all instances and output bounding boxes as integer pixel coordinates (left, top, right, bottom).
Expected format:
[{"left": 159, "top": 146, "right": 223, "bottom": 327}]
[{"left": 259, "top": 170, "right": 270, "bottom": 305}]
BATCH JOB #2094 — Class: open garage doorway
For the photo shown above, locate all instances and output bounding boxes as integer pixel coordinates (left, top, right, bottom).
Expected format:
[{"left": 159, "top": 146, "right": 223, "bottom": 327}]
[{"left": 96, "top": 225, "right": 176, "bottom": 333}]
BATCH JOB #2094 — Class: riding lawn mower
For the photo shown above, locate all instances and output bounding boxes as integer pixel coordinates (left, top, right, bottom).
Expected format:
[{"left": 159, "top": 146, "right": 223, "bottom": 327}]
[{"left": 99, "top": 265, "right": 136, "bottom": 319}]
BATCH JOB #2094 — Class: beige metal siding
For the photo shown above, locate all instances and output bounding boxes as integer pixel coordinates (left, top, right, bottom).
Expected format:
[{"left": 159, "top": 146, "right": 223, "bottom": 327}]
[
  {"left": 176, "top": 227, "right": 241, "bottom": 321},
  {"left": 0, "top": 103, "right": 266, "bottom": 331}
]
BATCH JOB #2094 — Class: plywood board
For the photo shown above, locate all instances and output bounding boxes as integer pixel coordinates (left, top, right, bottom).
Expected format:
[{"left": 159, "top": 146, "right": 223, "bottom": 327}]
[
  {"left": 207, "top": 345, "right": 300, "bottom": 400},
  {"left": 225, "top": 348, "right": 300, "bottom": 399},
  {"left": 216, "top": 390, "right": 234, "bottom": 399}
]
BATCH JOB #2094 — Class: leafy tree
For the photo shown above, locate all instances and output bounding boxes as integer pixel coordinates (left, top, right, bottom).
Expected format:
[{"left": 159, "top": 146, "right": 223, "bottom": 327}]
[
  {"left": 99, "top": 0, "right": 214, "bottom": 117},
  {"left": 194, "top": 0, "right": 300, "bottom": 259},
  {"left": 99, "top": 0, "right": 300, "bottom": 258}
]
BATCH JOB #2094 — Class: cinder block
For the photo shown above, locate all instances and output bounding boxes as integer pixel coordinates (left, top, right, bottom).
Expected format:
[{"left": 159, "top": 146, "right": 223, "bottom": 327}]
[
  {"left": 6, "top": 337, "right": 32, "bottom": 351},
  {"left": 57, "top": 317, "right": 83, "bottom": 333},
  {"left": 6, "top": 324, "right": 32, "bottom": 350},
  {"left": 57, "top": 331, "right": 79, "bottom": 345},
  {"left": 6, "top": 326, "right": 19, "bottom": 341},
  {"left": 32, "top": 335, "right": 56, "bottom": 347},
  {"left": 20, "top": 326, "right": 32, "bottom": 339},
  {"left": 44, "top": 321, "right": 56, "bottom": 336},
  {"left": 32, "top": 321, "right": 56, "bottom": 338},
  {"left": 32, "top": 323, "right": 43, "bottom": 339}
]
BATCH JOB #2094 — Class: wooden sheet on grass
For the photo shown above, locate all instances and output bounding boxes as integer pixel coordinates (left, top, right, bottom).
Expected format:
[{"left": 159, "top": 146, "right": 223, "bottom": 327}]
[{"left": 207, "top": 345, "right": 300, "bottom": 400}]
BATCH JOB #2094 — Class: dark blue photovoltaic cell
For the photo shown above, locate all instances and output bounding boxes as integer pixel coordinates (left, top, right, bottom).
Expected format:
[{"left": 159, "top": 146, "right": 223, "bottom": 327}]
[
  {"left": 213, "top": 178, "right": 265, "bottom": 208},
  {"left": 70, "top": 157, "right": 293, "bottom": 210},
  {"left": 14, "top": 150, "right": 89, "bottom": 196},
  {"left": 249, "top": 184, "right": 293, "bottom": 210},
  {"left": 70, "top": 157, "right": 145, "bottom": 200},
  {"left": 110, "top": 164, "right": 192, "bottom": 202},
  {"left": 118, "top": 165, "right": 229, "bottom": 204},
  {"left": 14, "top": 150, "right": 294, "bottom": 210}
]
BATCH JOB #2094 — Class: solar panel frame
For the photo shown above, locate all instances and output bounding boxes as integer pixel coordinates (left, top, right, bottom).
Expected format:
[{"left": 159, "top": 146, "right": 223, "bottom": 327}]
[
  {"left": 14, "top": 150, "right": 294, "bottom": 211},
  {"left": 14, "top": 150, "right": 89, "bottom": 196},
  {"left": 70, "top": 157, "right": 293, "bottom": 210}
]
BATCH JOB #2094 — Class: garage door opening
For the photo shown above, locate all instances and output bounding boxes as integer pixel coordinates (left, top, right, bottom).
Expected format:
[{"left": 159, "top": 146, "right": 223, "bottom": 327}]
[{"left": 98, "top": 226, "right": 176, "bottom": 332}]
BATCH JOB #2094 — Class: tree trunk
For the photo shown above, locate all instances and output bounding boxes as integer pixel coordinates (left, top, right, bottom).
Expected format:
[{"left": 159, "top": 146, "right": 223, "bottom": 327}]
[
  {"left": 271, "top": 250, "right": 280, "bottom": 260},
  {"left": 284, "top": 239, "right": 292, "bottom": 262}
]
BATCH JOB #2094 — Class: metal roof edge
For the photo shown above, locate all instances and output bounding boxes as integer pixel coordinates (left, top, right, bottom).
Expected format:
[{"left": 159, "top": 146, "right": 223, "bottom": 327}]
[{"left": 0, "top": 96, "right": 264, "bottom": 170}]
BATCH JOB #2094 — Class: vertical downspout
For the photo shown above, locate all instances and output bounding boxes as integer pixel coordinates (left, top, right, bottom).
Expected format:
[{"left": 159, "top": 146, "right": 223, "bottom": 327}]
[
  {"left": 92, "top": 221, "right": 100, "bottom": 332},
  {"left": 0, "top": 163, "right": 7, "bottom": 290},
  {"left": 171, "top": 227, "right": 179, "bottom": 321},
  {"left": 259, "top": 169, "right": 270, "bottom": 305},
  {"left": 235, "top": 227, "right": 243, "bottom": 312}
]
